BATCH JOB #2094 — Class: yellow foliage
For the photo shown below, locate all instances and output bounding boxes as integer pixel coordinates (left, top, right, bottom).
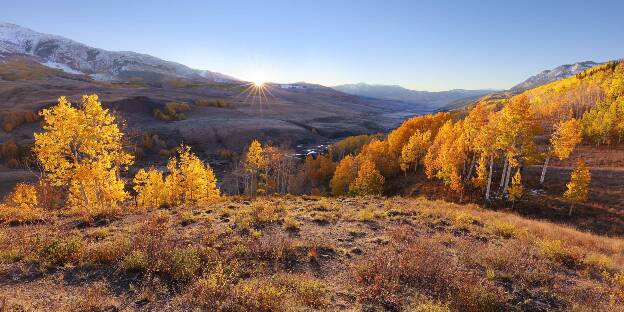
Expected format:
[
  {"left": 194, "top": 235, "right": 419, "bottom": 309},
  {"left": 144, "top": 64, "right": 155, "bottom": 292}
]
[
  {"left": 304, "top": 154, "right": 336, "bottom": 192},
  {"left": 161, "top": 145, "right": 220, "bottom": 206},
  {"left": 359, "top": 139, "right": 399, "bottom": 177},
  {"left": 424, "top": 120, "right": 467, "bottom": 192},
  {"left": 0, "top": 183, "right": 43, "bottom": 223},
  {"left": 6, "top": 183, "right": 38, "bottom": 210},
  {"left": 550, "top": 118, "right": 582, "bottom": 160},
  {"left": 245, "top": 140, "right": 268, "bottom": 172},
  {"left": 400, "top": 130, "right": 431, "bottom": 173},
  {"left": 133, "top": 168, "right": 166, "bottom": 209},
  {"left": 244, "top": 140, "right": 268, "bottom": 196},
  {"left": 330, "top": 155, "right": 358, "bottom": 196},
  {"left": 564, "top": 160, "right": 591, "bottom": 204},
  {"left": 349, "top": 158, "right": 384, "bottom": 196},
  {"left": 495, "top": 95, "right": 540, "bottom": 166},
  {"left": 472, "top": 156, "right": 488, "bottom": 188},
  {"left": 178, "top": 146, "right": 219, "bottom": 204},
  {"left": 33, "top": 95, "right": 133, "bottom": 217},
  {"left": 387, "top": 112, "right": 451, "bottom": 155},
  {"left": 508, "top": 169, "right": 523, "bottom": 201}
]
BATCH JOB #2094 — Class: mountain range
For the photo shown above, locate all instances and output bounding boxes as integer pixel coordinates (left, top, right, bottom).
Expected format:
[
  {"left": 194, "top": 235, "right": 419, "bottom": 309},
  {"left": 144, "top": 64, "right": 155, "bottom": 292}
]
[
  {"left": 0, "top": 23, "right": 234, "bottom": 83},
  {"left": 332, "top": 83, "right": 493, "bottom": 108},
  {"left": 335, "top": 61, "right": 604, "bottom": 111},
  {"left": 0, "top": 22, "right": 608, "bottom": 158}
]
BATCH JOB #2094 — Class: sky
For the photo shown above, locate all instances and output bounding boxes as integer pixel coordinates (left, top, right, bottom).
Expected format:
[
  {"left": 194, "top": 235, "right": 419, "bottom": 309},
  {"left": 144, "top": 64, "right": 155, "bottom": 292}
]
[{"left": 2, "top": 0, "right": 624, "bottom": 91}]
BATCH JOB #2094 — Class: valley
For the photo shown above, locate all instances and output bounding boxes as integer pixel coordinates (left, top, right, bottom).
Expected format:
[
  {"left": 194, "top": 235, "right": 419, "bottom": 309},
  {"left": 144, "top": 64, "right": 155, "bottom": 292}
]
[{"left": 1, "top": 10, "right": 624, "bottom": 312}]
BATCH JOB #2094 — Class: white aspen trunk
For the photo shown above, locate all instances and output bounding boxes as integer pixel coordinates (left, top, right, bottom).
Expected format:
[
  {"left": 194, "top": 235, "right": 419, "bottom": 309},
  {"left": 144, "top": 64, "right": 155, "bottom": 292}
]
[
  {"left": 499, "top": 159, "right": 508, "bottom": 190},
  {"left": 539, "top": 154, "right": 550, "bottom": 185},
  {"left": 485, "top": 156, "right": 493, "bottom": 201},
  {"left": 503, "top": 163, "right": 512, "bottom": 195},
  {"left": 465, "top": 154, "right": 477, "bottom": 182}
]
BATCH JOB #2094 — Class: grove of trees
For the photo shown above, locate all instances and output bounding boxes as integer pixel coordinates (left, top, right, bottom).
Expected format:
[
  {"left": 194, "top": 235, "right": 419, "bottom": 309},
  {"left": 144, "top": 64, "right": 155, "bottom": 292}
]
[{"left": 4, "top": 60, "right": 623, "bottom": 221}]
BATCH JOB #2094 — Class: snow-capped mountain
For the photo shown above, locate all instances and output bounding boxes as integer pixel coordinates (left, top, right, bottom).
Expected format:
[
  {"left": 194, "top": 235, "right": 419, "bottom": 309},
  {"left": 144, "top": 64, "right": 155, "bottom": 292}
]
[
  {"left": 510, "top": 61, "right": 601, "bottom": 92},
  {"left": 332, "top": 83, "right": 493, "bottom": 108},
  {"left": 0, "top": 22, "right": 235, "bottom": 82}
]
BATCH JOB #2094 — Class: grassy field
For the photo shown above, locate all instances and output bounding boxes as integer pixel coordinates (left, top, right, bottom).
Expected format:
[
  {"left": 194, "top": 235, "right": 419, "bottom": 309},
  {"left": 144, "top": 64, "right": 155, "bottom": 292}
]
[{"left": 1, "top": 196, "right": 622, "bottom": 311}]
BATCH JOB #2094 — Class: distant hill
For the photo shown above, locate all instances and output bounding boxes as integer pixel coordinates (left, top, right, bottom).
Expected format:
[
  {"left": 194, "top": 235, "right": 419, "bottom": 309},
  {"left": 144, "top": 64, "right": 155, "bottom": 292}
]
[
  {"left": 332, "top": 83, "right": 493, "bottom": 109},
  {"left": 437, "top": 61, "right": 606, "bottom": 112},
  {"left": 510, "top": 61, "right": 602, "bottom": 92},
  {"left": 0, "top": 22, "right": 236, "bottom": 83}
]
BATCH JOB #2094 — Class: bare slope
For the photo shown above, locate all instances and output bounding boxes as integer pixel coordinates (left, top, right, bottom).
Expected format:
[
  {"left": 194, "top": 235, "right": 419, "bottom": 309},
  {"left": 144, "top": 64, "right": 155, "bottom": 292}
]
[{"left": 0, "top": 196, "right": 622, "bottom": 311}]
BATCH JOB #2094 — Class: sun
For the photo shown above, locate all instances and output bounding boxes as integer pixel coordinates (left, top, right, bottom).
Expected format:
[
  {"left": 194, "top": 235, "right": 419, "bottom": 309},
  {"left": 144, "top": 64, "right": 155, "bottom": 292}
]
[{"left": 253, "top": 80, "right": 264, "bottom": 87}]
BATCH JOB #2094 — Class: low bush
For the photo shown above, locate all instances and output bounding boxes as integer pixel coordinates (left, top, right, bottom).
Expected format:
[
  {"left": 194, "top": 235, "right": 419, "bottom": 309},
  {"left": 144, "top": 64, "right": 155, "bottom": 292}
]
[
  {"left": 153, "top": 102, "right": 191, "bottom": 121},
  {"left": 0, "top": 111, "right": 39, "bottom": 132},
  {"left": 234, "top": 278, "right": 288, "bottom": 312},
  {"left": 487, "top": 220, "right": 518, "bottom": 239},
  {"left": 40, "top": 233, "right": 83, "bottom": 266},
  {"left": 537, "top": 239, "right": 581, "bottom": 267},
  {"left": 192, "top": 98, "right": 231, "bottom": 108},
  {"left": 186, "top": 261, "right": 239, "bottom": 310},
  {"left": 273, "top": 273, "right": 327, "bottom": 307},
  {"left": 83, "top": 235, "right": 131, "bottom": 265},
  {"left": 122, "top": 250, "right": 148, "bottom": 273},
  {"left": 167, "top": 247, "right": 201, "bottom": 283},
  {"left": 233, "top": 201, "right": 286, "bottom": 232}
]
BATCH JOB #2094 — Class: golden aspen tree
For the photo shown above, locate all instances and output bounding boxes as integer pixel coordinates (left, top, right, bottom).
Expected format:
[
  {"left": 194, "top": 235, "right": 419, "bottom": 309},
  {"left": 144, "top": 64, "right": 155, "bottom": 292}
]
[
  {"left": 495, "top": 95, "right": 540, "bottom": 195},
  {"left": 161, "top": 145, "right": 219, "bottom": 205},
  {"left": 33, "top": 95, "right": 133, "bottom": 217},
  {"left": 0, "top": 183, "right": 42, "bottom": 222},
  {"left": 359, "top": 139, "right": 400, "bottom": 177},
  {"left": 540, "top": 118, "right": 582, "bottom": 184},
  {"left": 424, "top": 120, "right": 467, "bottom": 193},
  {"left": 387, "top": 112, "right": 451, "bottom": 155},
  {"left": 133, "top": 168, "right": 166, "bottom": 209},
  {"left": 264, "top": 146, "right": 296, "bottom": 194},
  {"left": 177, "top": 145, "right": 219, "bottom": 204},
  {"left": 507, "top": 169, "right": 523, "bottom": 208},
  {"left": 472, "top": 113, "right": 499, "bottom": 200},
  {"left": 330, "top": 155, "right": 358, "bottom": 196},
  {"left": 244, "top": 140, "right": 268, "bottom": 196},
  {"left": 472, "top": 156, "right": 488, "bottom": 188},
  {"left": 6, "top": 183, "right": 38, "bottom": 211},
  {"left": 564, "top": 160, "right": 591, "bottom": 216},
  {"left": 304, "top": 154, "right": 336, "bottom": 193},
  {"left": 463, "top": 103, "right": 492, "bottom": 182},
  {"left": 349, "top": 158, "right": 384, "bottom": 196},
  {"left": 400, "top": 130, "right": 431, "bottom": 175},
  {"left": 164, "top": 157, "right": 184, "bottom": 206}
]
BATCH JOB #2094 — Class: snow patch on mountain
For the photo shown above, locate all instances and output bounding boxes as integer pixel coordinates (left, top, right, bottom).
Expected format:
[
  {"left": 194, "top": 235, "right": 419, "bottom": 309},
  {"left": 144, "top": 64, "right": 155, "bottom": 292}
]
[
  {"left": 0, "top": 22, "right": 236, "bottom": 82},
  {"left": 511, "top": 61, "right": 601, "bottom": 92},
  {"left": 43, "top": 61, "right": 84, "bottom": 75}
]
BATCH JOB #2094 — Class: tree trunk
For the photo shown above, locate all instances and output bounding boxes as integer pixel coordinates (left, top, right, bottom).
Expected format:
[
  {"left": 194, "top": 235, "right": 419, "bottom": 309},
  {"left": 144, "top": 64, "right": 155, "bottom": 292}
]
[
  {"left": 499, "top": 159, "right": 508, "bottom": 191},
  {"left": 465, "top": 153, "right": 477, "bottom": 182},
  {"left": 503, "top": 163, "right": 512, "bottom": 195},
  {"left": 569, "top": 203, "right": 575, "bottom": 217},
  {"left": 539, "top": 154, "right": 550, "bottom": 185},
  {"left": 485, "top": 156, "right": 493, "bottom": 201},
  {"left": 79, "top": 181, "right": 90, "bottom": 212}
]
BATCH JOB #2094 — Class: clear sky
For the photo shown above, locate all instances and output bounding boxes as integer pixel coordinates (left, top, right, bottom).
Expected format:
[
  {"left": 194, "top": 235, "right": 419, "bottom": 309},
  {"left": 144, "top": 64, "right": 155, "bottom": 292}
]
[{"left": 3, "top": 0, "right": 624, "bottom": 91}]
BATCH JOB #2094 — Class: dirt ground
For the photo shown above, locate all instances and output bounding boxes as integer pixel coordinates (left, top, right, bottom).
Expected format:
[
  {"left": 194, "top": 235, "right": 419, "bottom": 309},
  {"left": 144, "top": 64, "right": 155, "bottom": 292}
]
[{"left": 1, "top": 196, "right": 622, "bottom": 311}]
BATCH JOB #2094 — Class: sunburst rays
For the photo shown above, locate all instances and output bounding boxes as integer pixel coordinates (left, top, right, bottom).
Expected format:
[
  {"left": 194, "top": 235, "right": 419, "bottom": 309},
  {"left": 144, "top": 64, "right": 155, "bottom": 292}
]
[{"left": 236, "top": 80, "right": 276, "bottom": 114}]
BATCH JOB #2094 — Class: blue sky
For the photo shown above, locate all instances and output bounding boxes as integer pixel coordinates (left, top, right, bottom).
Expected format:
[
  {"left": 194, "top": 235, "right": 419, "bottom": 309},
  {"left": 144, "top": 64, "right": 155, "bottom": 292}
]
[{"left": 3, "top": 0, "right": 624, "bottom": 91}]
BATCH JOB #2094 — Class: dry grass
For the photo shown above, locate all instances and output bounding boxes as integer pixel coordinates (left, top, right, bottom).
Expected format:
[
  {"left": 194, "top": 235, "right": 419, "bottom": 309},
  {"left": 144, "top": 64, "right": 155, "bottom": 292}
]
[{"left": 0, "top": 196, "right": 622, "bottom": 311}]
